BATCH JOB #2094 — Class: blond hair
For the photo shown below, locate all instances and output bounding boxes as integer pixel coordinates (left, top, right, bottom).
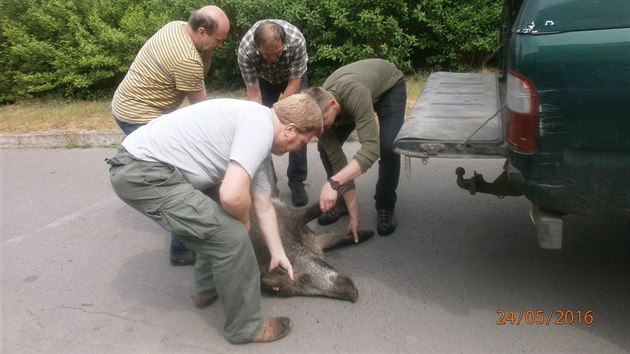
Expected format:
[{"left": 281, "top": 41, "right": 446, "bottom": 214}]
[{"left": 273, "top": 94, "right": 323, "bottom": 136}]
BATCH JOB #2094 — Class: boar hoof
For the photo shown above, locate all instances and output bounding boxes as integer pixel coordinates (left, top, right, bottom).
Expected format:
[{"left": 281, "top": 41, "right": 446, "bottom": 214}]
[
  {"left": 357, "top": 230, "right": 375, "bottom": 243},
  {"left": 350, "top": 288, "right": 359, "bottom": 303}
]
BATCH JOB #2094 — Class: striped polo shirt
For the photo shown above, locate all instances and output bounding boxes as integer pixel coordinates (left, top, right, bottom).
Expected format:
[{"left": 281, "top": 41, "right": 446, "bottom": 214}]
[{"left": 112, "top": 21, "right": 205, "bottom": 124}]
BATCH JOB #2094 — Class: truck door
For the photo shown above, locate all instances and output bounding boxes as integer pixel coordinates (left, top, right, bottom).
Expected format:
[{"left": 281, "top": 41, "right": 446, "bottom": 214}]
[
  {"left": 394, "top": 71, "right": 506, "bottom": 159},
  {"left": 394, "top": 0, "right": 524, "bottom": 160}
]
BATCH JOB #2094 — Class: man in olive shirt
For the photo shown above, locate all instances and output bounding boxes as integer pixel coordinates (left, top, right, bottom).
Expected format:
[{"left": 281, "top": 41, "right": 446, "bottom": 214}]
[{"left": 305, "top": 59, "right": 406, "bottom": 237}]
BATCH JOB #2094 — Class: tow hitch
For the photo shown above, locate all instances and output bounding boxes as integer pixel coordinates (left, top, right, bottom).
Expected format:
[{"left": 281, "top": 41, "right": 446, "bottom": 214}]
[{"left": 455, "top": 167, "right": 523, "bottom": 198}]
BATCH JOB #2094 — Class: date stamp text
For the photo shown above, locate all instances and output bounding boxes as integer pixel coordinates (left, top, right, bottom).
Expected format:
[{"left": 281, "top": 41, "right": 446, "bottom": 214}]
[{"left": 496, "top": 309, "right": 594, "bottom": 326}]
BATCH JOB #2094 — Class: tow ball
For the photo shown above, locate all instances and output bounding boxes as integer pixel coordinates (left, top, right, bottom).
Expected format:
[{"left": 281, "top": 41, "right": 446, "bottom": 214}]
[{"left": 455, "top": 167, "right": 523, "bottom": 198}]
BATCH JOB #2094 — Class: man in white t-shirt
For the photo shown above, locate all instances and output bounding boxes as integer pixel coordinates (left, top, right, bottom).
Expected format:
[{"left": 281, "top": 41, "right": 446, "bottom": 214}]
[{"left": 106, "top": 94, "right": 322, "bottom": 344}]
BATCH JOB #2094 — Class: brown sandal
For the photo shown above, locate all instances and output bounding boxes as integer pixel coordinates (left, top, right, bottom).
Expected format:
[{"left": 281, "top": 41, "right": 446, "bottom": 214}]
[{"left": 250, "top": 317, "right": 292, "bottom": 343}]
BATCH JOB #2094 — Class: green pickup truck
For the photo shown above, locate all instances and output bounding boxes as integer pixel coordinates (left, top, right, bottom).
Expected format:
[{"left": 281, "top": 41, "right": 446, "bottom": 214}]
[{"left": 394, "top": 0, "right": 630, "bottom": 249}]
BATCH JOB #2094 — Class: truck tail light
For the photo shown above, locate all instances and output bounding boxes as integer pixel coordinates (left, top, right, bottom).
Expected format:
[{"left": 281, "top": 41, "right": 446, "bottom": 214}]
[{"left": 507, "top": 70, "right": 538, "bottom": 153}]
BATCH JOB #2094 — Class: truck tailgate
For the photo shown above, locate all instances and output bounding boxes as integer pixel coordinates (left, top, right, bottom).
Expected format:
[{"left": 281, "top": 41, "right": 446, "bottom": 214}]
[{"left": 394, "top": 72, "right": 505, "bottom": 158}]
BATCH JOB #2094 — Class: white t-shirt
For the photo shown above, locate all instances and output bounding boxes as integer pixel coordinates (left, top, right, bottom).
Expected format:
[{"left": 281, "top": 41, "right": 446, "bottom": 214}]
[{"left": 123, "top": 98, "right": 274, "bottom": 194}]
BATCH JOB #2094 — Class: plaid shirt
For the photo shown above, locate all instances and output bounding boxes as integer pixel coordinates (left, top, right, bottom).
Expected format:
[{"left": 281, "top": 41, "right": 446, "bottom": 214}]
[{"left": 238, "top": 19, "right": 308, "bottom": 85}]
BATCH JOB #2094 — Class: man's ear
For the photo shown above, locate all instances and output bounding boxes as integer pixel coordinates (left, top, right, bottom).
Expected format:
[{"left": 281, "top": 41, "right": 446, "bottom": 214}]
[
  {"left": 328, "top": 99, "right": 335, "bottom": 111},
  {"left": 330, "top": 99, "right": 340, "bottom": 115},
  {"left": 284, "top": 123, "right": 298, "bottom": 137}
]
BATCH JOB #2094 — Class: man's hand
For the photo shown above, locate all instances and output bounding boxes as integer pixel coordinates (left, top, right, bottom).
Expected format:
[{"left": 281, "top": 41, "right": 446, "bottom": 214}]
[
  {"left": 319, "top": 181, "right": 338, "bottom": 212},
  {"left": 343, "top": 190, "right": 360, "bottom": 242},
  {"left": 251, "top": 191, "right": 293, "bottom": 291},
  {"left": 318, "top": 160, "right": 363, "bottom": 213},
  {"left": 282, "top": 77, "right": 302, "bottom": 98},
  {"left": 269, "top": 254, "right": 294, "bottom": 291},
  {"left": 346, "top": 215, "right": 359, "bottom": 243}
]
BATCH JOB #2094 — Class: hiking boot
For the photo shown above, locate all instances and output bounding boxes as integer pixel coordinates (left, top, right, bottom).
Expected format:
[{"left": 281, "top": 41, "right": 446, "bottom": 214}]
[
  {"left": 192, "top": 290, "right": 218, "bottom": 309},
  {"left": 250, "top": 317, "right": 292, "bottom": 343},
  {"left": 377, "top": 209, "right": 396, "bottom": 236},
  {"left": 170, "top": 249, "right": 196, "bottom": 266},
  {"left": 317, "top": 203, "right": 348, "bottom": 225},
  {"left": 288, "top": 181, "right": 308, "bottom": 207}
]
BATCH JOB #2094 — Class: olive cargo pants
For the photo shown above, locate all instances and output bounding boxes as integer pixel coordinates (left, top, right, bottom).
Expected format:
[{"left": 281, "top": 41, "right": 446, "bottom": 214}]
[{"left": 106, "top": 148, "right": 263, "bottom": 344}]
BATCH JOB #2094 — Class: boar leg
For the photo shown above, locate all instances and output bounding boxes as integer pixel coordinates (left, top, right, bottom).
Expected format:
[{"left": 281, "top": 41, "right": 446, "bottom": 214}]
[
  {"left": 295, "top": 202, "right": 323, "bottom": 226},
  {"left": 316, "top": 230, "right": 374, "bottom": 251}
]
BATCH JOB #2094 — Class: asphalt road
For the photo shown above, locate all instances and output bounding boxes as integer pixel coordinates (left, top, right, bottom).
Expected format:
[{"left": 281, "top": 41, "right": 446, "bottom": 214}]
[{"left": 1, "top": 144, "right": 629, "bottom": 353}]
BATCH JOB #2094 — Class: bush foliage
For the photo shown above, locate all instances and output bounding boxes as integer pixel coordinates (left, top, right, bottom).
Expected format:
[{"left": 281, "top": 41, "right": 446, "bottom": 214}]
[{"left": 0, "top": 0, "right": 501, "bottom": 103}]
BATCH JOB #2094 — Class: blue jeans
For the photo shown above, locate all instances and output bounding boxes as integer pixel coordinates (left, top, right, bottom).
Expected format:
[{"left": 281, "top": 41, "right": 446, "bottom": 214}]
[
  {"left": 259, "top": 75, "right": 309, "bottom": 184},
  {"left": 318, "top": 79, "right": 407, "bottom": 211},
  {"left": 114, "top": 117, "right": 189, "bottom": 254}
]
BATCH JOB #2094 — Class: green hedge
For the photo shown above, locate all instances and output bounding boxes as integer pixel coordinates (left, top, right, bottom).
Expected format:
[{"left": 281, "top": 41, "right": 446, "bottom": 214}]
[{"left": 0, "top": 0, "right": 501, "bottom": 103}]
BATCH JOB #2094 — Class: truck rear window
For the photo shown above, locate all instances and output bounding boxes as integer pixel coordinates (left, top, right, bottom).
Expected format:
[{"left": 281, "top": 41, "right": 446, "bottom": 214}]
[{"left": 515, "top": 0, "right": 630, "bottom": 34}]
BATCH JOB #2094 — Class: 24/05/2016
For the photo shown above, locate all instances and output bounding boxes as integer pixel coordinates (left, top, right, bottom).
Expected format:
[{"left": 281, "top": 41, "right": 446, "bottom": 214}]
[{"left": 496, "top": 309, "right": 594, "bottom": 326}]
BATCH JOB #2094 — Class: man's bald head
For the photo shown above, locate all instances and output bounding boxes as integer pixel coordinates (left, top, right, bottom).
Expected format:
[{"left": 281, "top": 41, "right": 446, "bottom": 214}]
[{"left": 188, "top": 5, "right": 230, "bottom": 34}]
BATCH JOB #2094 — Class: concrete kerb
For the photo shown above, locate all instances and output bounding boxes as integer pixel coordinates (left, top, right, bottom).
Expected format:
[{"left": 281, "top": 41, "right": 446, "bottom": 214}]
[
  {"left": 0, "top": 129, "right": 343, "bottom": 149},
  {"left": 0, "top": 131, "right": 124, "bottom": 148}
]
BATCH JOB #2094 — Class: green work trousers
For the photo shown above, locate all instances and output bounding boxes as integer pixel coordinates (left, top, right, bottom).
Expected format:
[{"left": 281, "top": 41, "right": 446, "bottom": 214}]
[{"left": 106, "top": 148, "right": 263, "bottom": 344}]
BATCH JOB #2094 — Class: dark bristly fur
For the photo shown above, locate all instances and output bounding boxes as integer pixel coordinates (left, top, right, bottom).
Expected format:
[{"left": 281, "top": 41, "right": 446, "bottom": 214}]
[{"left": 249, "top": 198, "right": 374, "bottom": 303}]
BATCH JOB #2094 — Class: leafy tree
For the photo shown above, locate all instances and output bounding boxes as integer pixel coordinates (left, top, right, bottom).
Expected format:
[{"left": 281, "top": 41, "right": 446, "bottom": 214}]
[
  {"left": 413, "top": 0, "right": 502, "bottom": 70},
  {"left": 0, "top": 0, "right": 502, "bottom": 102}
]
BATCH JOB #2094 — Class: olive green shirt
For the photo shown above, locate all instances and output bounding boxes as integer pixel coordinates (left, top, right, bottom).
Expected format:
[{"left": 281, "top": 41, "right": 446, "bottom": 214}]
[{"left": 321, "top": 59, "right": 403, "bottom": 189}]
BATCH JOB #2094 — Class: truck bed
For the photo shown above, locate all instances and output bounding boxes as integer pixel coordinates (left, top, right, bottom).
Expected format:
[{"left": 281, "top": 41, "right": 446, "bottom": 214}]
[{"left": 394, "top": 72, "right": 505, "bottom": 158}]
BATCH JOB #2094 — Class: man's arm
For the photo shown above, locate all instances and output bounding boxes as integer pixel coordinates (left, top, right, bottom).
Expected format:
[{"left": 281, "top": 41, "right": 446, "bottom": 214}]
[
  {"left": 319, "top": 159, "right": 362, "bottom": 213},
  {"left": 201, "top": 50, "right": 213, "bottom": 75},
  {"left": 251, "top": 191, "right": 294, "bottom": 282},
  {"left": 220, "top": 161, "right": 252, "bottom": 230},
  {"left": 238, "top": 41, "right": 262, "bottom": 104},
  {"left": 186, "top": 88, "right": 208, "bottom": 105},
  {"left": 319, "top": 159, "right": 363, "bottom": 242},
  {"left": 282, "top": 77, "right": 302, "bottom": 98},
  {"left": 245, "top": 84, "right": 263, "bottom": 104},
  {"left": 175, "top": 56, "right": 208, "bottom": 105}
]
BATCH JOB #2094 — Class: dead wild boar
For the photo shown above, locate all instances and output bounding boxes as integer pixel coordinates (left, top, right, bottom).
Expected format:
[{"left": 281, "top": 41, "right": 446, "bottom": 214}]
[{"left": 249, "top": 198, "right": 374, "bottom": 303}]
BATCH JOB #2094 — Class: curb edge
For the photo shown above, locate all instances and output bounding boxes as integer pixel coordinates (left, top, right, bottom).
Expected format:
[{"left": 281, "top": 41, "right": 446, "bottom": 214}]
[{"left": 0, "top": 131, "right": 124, "bottom": 149}]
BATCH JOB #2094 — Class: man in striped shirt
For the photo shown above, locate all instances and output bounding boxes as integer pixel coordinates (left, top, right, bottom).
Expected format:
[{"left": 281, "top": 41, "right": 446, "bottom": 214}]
[
  {"left": 238, "top": 20, "right": 310, "bottom": 208},
  {"left": 111, "top": 5, "right": 230, "bottom": 267}
]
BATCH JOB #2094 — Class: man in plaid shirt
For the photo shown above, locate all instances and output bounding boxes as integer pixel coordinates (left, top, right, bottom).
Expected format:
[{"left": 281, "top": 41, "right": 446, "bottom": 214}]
[{"left": 238, "top": 19, "right": 310, "bottom": 207}]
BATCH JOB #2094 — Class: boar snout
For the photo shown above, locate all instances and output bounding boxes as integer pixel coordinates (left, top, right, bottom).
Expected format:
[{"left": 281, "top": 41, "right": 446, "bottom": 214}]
[
  {"left": 332, "top": 274, "right": 359, "bottom": 303},
  {"left": 261, "top": 263, "right": 359, "bottom": 303}
]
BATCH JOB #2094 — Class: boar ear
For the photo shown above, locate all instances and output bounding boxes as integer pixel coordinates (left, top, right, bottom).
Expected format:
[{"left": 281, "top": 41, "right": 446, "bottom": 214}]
[{"left": 261, "top": 267, "right": 289, "bottom": 287}]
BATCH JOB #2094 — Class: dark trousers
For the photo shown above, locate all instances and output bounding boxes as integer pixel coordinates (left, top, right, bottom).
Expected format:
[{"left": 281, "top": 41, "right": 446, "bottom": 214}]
[
  {"left": 114, "top": 117, "right": 189, "bottom": 253},
  {"left": 259, "top": 75, "right": 308, "bottom": 183},
  {"left": 318, "top": 79, "right": 406, "bottom": 211}
]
